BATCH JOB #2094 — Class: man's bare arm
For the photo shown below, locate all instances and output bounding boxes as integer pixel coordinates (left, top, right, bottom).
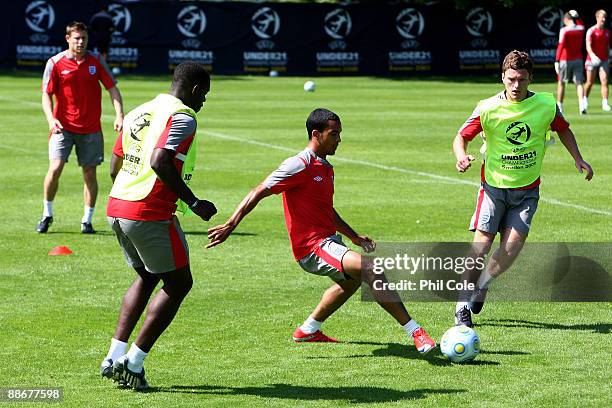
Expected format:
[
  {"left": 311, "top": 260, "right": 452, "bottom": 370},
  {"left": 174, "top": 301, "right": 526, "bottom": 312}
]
[
  {"left": 334, "top": 208, "right": 375, "bottom": 253},
  {"left": 453, "top": 133, "right": 475, "bottom": 172},
  {"left": 107, "top": 86, "right": 124, "bottom": 132},
  {"left": 557, "top": 128, "right": 594, "bottom": 180},
  {"left": 207, "top": 184, "right": 272, "bottom": 248},
  {"left": 42, "top": 92, "right": 62, "bottom": 133}
]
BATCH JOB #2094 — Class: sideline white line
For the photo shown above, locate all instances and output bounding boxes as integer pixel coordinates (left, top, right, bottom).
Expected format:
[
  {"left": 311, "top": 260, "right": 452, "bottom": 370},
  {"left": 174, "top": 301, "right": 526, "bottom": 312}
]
[
  {"left": 203, "top": 130, "right": 612, "bottom": 217},
  {"left": 0, "top": 145, "right": 34, "bottom": 154},
  {"left": 0, "top": 96, "right": 116, "bottom": 120}
]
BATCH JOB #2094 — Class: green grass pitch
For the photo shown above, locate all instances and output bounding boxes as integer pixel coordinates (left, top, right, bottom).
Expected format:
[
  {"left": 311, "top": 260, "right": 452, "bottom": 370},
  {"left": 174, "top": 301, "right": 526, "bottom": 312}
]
[{"left": 0, "top": 72, "right": 610, "bottom": 407}]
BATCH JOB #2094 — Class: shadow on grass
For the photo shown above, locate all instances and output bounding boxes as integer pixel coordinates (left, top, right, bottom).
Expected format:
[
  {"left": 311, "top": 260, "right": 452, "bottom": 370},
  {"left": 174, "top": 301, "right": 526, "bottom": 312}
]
[
  {"left": 44, "top": 230, "right": 114, "bottom": 236},
  {"left": 183, "top": 231, "right": 257, "bottom": 237},
  {"left": 149, "top": 383, "right": 466, "bottom": 403},
  {"left": 303, "top": 341, "right": 501, "bottom": 366},
  {"left": 478, "top": 319, "right": 611, "bottom": 334},
  {"left": 479, "top": 350, "right": 530, "bottom": 356}
]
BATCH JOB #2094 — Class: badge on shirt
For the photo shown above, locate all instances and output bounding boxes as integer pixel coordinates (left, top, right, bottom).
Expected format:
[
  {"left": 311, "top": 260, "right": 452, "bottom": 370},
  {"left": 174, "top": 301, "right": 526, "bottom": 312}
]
[{"left": 88, "top": 65, "right": 96, "bottom": 75}]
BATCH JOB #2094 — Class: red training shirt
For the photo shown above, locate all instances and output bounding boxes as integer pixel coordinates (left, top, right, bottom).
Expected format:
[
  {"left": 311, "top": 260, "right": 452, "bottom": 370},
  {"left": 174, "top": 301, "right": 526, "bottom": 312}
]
[
  {"left": 586, "top": 25, "right": 611, "bottom": 62},
  {"left": 556, "top": 24, "right": 585, "bottom": 62},
  {"left": 263, "top": 149, "right": 337, "bottom": 260},
  {"left": 42, "top": 50, "right": 116, "bottom": 134}
]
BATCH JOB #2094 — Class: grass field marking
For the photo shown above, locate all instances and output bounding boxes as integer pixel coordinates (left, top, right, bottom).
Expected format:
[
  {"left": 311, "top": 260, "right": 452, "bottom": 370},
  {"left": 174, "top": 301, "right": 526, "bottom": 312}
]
[
  {"left": 203, "top": 129, "right": 612, "bottom": 217},
  {"left": 2, "top": 95, "right": 608, "bottom": 216},
  {"left": 0, "top": 144, "right": 35, "bottom": 154},
  {"left": 0, "top": 95, "right": 118, "bottom": 121}
]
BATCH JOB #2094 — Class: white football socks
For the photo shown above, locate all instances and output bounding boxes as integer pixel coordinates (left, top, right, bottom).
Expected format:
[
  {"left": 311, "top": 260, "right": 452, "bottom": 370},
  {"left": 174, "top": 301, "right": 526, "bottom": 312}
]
[
  {"left": 582, "top": 96, "right": 588, "bottom": 110},
  {"left": 455, "top": 301, "right": 469, "bottom": 313},
  {"left": 105, "top": 338, "right": 127, "bottom": 362},
  {"left": 300, "top": 316, "right": 322, "bottom": 334},
  {"left": 82, "top": 206, "right": 94, "bottom": 224},
  {"left": 403, "top": 319, "right": 421, "bottom": 337},
  {"left": 126, "top": 343, "right": 148, "bottom": 373},
  {"left": 43, "top": 200, "right": 53, "bottom": 217}
]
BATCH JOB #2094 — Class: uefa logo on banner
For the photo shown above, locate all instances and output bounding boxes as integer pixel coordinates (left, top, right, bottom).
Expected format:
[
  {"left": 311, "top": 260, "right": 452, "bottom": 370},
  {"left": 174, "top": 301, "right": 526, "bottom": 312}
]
[
  {"left": 25, "top": 0, "right": 55, "bottom": 44},
  {"left": 177, "top": 6, "right": 207, "bottom": 38},
  {"left": 244, "top": 7, "right": 286, "bottom": 70},
  {"left": 537, "top": 7, "right": 563, "bottom": 36},
  {"left": 537, "top": 7, "right": 563, "bottom": 46},
  {"left": 177, "top": 5, "right": 207, "bottom": 48},
  {"left": 25, "top": 1, "right": 54, "bottom": 33},
  {"left": 465, "top": 7, "right": 493, "bottom": 38},
  {"left": 396, "top": 8, "right": 424, "bottom": 40},
  {"left": 325, "top": 8, "right": 352, "bottom": 40},
  {"left": 251, "top": 7, "right": 280, "bottom": 39},
  {"left": 109, "top": 3, "right": 131, "bottom": 45}
]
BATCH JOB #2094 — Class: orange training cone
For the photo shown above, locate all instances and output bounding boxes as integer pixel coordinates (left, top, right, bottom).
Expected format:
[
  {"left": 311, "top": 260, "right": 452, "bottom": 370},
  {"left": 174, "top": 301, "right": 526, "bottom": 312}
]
[{"left": 48, "top": 246, "right": 73, "bottom": 256}]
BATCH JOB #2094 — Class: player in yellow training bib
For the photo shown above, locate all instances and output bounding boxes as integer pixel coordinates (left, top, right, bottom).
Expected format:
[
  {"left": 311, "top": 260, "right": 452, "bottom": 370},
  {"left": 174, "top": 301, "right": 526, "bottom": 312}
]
[{"left": 451, "top": 50, "right": 593, "bottom": 327}]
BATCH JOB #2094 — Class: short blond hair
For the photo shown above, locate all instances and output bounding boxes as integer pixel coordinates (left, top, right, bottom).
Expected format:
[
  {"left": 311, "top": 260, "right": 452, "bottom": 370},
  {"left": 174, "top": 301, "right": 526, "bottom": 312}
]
[
  {"left": 65, "top": 21, "right": 88, "bottom": 36},
  {"left": 596, "top": 9, "right": 607, "bottom": 18}
]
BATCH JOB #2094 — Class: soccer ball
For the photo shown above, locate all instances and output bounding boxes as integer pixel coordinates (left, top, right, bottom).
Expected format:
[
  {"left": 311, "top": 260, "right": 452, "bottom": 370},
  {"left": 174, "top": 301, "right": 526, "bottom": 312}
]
[
  {"left": 303, "top": 80, "right": 316, "bottom": 92},
  {"left": 112, "top": 66, "right": 121, "bottom": 76},
  {"left": 440, "top": 325, "right": 480, "bottom": 363}
]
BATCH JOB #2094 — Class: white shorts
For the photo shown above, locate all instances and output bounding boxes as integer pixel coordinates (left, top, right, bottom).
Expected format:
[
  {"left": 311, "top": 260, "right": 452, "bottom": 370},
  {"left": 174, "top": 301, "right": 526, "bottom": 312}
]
[
  {"left": 298, "top": 235, "right": 350, "bottom": 282},
  {"left": 585, "top": 60, "right": 610, "bottom": 74}
]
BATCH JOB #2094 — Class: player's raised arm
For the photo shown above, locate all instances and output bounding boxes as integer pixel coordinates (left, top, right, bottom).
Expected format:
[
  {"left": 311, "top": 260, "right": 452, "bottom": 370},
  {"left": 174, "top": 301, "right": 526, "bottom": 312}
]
[
  {"left": 206, "top": 184, "right": 273, "bottom": 248},
  {"left": 333, "top": 208, "right": 375, "bottom": 253},
  {"left": 556, "top": 127, "right": 594, "bottom": 180}
]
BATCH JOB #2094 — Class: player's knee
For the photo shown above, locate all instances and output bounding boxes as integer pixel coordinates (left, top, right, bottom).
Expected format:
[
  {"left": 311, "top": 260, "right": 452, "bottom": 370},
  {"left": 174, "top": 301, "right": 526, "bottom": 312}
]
[
  {"left": 503, "top": 243, "right": 524, "bottom": 259},
  {"left": 163, "top": 266, "right": 193, "bottom": 297},
  {"left": 82, "top": 166, "right": 97, "bottom": 182},
  {"left": 183, "top": 273, "right": 194, "bottom": 294},
  {"left": 472, "top": 243, "right": 493, "bottom": 259},
  {"left": 47, "top": 163, "right": 64, "bottom": 179},
  {"left": 342, "top": 265, "right": 361, "bottom": 282},
  {"left": 135, "top": 266, "right": 160, "bottom": 289}
]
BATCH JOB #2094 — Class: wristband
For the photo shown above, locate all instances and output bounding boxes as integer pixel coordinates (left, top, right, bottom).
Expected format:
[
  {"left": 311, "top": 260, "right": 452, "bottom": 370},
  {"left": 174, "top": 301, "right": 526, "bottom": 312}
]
[{"left": 188, "top": 199, "right": 199, "bottom": 209}]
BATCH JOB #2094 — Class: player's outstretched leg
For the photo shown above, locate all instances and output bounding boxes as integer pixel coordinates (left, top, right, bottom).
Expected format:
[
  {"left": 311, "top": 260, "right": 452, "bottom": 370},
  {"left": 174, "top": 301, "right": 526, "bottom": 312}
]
[
  {"left": 455, "top": 233, "right": 495, "bottom": 327},
  {"left": 469, "top": 228, "right": 527, "bottom": 315},
  {"left": 101, "top": 267, "right": 160, "bottom": 380},
  {"left": 347, "top": 251, "right": 436, "bottom": 354},
  {"left": 112, "top": 266, "right": 192, "bottom": 390}
]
